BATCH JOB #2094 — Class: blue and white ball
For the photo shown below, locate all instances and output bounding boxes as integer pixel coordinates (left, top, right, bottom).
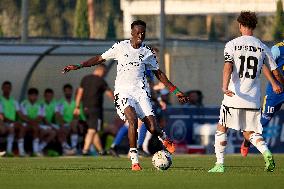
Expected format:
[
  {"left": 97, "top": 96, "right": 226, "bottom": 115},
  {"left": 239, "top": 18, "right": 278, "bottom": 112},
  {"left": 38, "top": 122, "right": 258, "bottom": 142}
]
[{"left": 152, "top": 150, "right": 172, "bottom": 170}]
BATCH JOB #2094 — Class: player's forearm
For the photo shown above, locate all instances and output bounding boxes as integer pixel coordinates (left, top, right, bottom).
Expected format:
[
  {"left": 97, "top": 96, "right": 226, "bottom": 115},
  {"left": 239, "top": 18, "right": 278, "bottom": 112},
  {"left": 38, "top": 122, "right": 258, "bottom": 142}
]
[
  {"left": 75, "top": 88, "right": 83, "bottom": 108},
  {"left": 105, "top": 90, "right": 115, "bottom": 101},
  {"left": 154, "top": 70, "right": 175, "bottom": 89},
  {"left": 272, "top": 69, "right": 284, "bottom": 86},
  {"left": 222, "top": 62, "right": 233, "bottom": 90},
  {"left": 80, "top": 55, "right": 105, "bottom": 68},
  {"left": 263, "top": 65, "right": 278, "bottom": 86}
]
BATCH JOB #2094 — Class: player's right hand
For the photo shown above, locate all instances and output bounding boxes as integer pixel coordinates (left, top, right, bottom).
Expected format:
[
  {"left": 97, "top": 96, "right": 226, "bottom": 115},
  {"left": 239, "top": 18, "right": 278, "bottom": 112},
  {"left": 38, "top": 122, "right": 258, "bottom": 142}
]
[
  {"left": 222, "top": 88, "right": 235, "bottom": 97},
  {"left": 62, "top": 65, "right": 79, "bottom": 74}
]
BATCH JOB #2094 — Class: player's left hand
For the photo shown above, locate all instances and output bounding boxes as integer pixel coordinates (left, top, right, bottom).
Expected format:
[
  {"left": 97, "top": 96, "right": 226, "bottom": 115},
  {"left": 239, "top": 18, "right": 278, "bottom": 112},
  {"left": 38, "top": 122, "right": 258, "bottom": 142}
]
[
  {"left": 176, "top": 92, "right": 190, "bottom": 104},
  {"left": 272, "top": 83, "right": 283, "bottom": 94}
]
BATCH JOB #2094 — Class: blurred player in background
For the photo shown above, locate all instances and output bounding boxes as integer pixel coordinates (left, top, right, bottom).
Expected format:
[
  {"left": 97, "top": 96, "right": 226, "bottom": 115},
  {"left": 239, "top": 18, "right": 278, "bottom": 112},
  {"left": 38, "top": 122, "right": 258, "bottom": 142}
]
[
  {"left": 240, "top": 40, "right": 284, "bottom": 156},
  {"left": 21, "top": 88, "right": 56, "bottom": 156},
  {"left": 56, "top": 84, "right": 81, "bottom": 154},
  {"left": 0, "top": 81, "right": 26, "bottom": 157},
  {"left": 62, "top": 20, "right": 189, "bottom": 171},
  {"left": 208, "top": 11, "right": 282, "bottom": 173},
  {"left": 74, "top": 64, "right": 114, "bottom": 156}
]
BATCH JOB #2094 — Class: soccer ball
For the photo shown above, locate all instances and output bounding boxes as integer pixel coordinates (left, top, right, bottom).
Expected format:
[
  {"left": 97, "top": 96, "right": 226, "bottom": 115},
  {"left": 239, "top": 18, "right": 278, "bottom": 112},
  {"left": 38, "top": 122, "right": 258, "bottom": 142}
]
[{"left": 152, "top": 150, "right": 172, "bottom": 170}]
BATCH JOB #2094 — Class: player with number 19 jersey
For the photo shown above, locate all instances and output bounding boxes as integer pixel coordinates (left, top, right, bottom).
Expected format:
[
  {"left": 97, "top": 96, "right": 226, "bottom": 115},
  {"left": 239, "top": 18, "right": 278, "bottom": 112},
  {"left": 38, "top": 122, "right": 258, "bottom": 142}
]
[{"left": 223, "top": 35, "right": 277, "bottom": 109}]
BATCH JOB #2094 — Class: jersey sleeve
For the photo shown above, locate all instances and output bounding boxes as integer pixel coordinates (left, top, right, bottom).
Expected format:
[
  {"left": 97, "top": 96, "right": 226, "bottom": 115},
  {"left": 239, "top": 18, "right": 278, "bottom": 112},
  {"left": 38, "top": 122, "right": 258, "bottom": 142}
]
[
  {"left": 145, "top": 52, "right": 159, "bottom": 71},
  {"left": 101, "top": 42, "right": 120, "bottom": 60},
  {"left": 20, "top": 103, "right": 27, "bottom": 115},
  {"left": 264, "top": 45, "right": 278, "bottom": 71},
  {"left": 224, "top": 42, "right": 234, "bottom": 63}
]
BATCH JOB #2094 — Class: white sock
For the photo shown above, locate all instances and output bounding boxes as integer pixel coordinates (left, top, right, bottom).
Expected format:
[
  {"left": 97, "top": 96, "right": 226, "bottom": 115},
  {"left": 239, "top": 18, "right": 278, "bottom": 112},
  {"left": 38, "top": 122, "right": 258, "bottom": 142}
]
[
  {"left": 158, "top": 131, "right": 167, "bottom": 142},
  {"left": 214, "top": 131, "right": 227, "bottom": 164},
  {"left": 62, "top": 142, "right": 71, "bottom": 149},
  {"left": 129, "top": 148, "right": 139, "bottom": 165},
  {"left": 17, "top": 138, "right": 25, "bottom": 155},
  {"left": 249, "top": 133, "right": 268, "bottom": 154},
  {"left": 39, "top": 141, "right": 48, "bottom": 152},
  {"left": 142, "top": 131, "right": 152, "bottom": 154},
  {"left": 33, "top": 138, "right": 39, "bottom": 153},
  {"left": 90, "top": 144, "right": 95, "bottom": 152},
  {"left": 71, "top": 134, "right": 78, "bottom": 148},
  {"left": 6, "top": 134, "right": 14, "bottom": 153}
]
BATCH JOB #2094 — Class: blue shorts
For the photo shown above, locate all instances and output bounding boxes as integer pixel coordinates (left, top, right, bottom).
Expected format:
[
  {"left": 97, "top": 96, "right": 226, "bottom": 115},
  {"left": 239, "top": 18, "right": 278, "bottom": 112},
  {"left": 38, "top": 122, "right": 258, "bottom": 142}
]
[{"left": 261, "top": 93, "right": 284, "bottom": 126}]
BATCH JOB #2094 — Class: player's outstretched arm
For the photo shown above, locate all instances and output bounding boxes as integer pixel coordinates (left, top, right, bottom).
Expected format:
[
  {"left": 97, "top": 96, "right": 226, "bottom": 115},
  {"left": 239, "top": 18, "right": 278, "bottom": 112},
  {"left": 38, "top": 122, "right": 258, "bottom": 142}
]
[
  {"left": 62, "top": 55, "right": 106, "bottom": 74},
  {"left": 153, "top": 69, "right": 189, "bottom": 103}
]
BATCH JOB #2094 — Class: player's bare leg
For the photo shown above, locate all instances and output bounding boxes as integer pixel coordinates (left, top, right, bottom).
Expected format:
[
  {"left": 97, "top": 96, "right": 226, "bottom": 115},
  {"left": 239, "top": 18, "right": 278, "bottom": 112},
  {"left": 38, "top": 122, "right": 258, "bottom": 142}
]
[
  {"left": 82, "top": 128, "right": 95, "bottom": 155},
  {"left": 208, "top": 124, "right": 227, "bottom": 173},
  {"left": 92, "top": 132, "right": 105, "bottom": 155},
  {"left": 243, "top": 131, "right": 275, "bottom": 172},
  {"left": 124, "top": 106, "right": 141, "bottom": 171},
  {"left": 142, "top": 115, "right": 175, "bottom": 154}
]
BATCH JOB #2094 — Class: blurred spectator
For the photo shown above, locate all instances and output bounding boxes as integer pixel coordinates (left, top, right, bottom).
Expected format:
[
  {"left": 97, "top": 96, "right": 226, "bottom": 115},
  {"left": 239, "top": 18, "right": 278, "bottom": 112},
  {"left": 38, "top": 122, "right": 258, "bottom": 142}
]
[
  {"left": 0, "top": 81, "right": 26, "bottom": 157},
  {"left": 56, "top": 84, "right": 82, "bottom": 154},
  {"left": 74, "top": 64, "right": 114, "bottom": 155},
  {"left": 20, "top": 88, "right": 56, "bottom": 156},
  {"left": 185, "top": 90, "right": 204, "bottom": 107}
]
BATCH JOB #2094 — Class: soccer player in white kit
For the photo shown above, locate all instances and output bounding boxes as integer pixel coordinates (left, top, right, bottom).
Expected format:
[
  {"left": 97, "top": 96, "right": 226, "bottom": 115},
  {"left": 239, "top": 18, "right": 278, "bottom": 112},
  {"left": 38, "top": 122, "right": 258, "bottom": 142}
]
[
  {"left": 208, "top": 11, "right": 283, "bottom": 173},
  {"left": 62, "top": 20, "right": 189, "bottom": 171}
]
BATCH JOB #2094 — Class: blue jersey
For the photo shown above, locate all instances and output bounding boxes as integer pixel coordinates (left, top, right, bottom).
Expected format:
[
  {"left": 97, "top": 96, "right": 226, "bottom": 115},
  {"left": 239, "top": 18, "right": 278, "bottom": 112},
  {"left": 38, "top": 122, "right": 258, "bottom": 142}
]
[{"left": 265, "top": 41, "right": 284, "bottom": 96}]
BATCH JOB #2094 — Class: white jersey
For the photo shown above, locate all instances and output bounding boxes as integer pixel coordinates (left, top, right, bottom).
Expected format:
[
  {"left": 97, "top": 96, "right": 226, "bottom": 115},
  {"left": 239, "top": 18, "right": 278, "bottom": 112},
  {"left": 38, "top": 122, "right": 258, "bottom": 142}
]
[
  {"left": 222, "top": 35, "right": 277, "bottom": 109},
  {"left": 101, "top": 40, "right": 159, "bottom": 93}
]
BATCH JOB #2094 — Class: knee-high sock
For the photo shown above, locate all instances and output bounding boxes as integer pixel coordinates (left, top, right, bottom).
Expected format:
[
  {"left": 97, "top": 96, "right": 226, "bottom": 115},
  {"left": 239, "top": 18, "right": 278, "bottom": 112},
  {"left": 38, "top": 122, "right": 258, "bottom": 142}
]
[
  {"left": 129, "top": 148, "right": 139, "bottom": 164},
  {"left": 214, "top": 131, "right": 227, "bottom": 164},
  {"left": 142, "top": 131, "right": 152, "bottom": 153},
  {"left": 137, "top": 124, "right": 147, "bottom": 148},
  {"left": 249, "top": 133, "right": 269, "bottom": 154},
  {"left": 6, "top": 134, "right": 14, "bottom": 153},
  {"left": 71, "top": 134, "right": 78, "bottom": 148},
  {"left": 111, "top": 125, "right": 128, "bottom": 148},
  {"left": 17, "top": 138, "right": 25, "bottom": 155},
  {"left": 33, "top": 138, "right": 39, "bottom": 153}
]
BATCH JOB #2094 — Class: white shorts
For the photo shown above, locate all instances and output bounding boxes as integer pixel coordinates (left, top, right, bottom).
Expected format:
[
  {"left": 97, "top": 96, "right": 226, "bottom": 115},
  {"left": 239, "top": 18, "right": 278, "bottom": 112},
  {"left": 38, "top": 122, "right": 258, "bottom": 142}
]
[
  {"left": 218, "top": 104, "right": 263, "bottom": 134},
  {"left": 114, "top": 90, "right": 154, "bottom": 121}
]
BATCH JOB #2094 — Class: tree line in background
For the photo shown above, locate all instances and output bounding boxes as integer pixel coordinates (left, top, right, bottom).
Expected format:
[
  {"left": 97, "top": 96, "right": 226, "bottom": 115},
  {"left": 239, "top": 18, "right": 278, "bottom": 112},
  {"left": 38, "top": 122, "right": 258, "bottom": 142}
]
[{"left": 0, "top": 0, "right": 283, "bottom": 41}]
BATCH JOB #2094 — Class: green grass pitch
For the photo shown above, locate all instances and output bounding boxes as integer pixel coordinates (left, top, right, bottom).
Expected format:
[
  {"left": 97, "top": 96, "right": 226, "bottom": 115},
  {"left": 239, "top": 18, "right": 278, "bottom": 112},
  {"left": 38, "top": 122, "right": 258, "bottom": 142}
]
[{"left": 0, "top": 154, "right": 284, "bottom": 189}]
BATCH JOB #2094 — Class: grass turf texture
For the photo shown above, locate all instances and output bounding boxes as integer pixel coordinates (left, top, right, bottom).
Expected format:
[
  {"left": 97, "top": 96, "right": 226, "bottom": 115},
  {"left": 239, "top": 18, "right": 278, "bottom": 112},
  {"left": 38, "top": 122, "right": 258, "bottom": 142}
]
[{"left": 1, "top": 155, "right": 284, "bottom": 189}]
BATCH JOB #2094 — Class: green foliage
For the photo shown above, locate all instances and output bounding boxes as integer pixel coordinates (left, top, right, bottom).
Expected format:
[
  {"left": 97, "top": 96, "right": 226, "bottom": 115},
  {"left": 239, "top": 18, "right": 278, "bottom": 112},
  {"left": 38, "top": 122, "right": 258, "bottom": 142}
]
[
  {"left": 73, "top": 0, "right": 89, "bottom": 38},
  {"left": 273, "top": 0, "right": 284, "bottom": 41}
]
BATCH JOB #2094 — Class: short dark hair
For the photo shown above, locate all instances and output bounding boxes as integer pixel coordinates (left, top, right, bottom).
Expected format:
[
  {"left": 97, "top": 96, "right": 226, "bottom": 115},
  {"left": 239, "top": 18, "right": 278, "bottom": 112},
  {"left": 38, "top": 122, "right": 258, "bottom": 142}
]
[
  {"left": 237, "top": 11, "right": 257, "bottom": 30},
  {"left": 28, "top": 88, "right": 39, "bottom": 95},
  {"left": 44, "top": 88, "right": 54, "bottom": 94},
  {"left": 131, "top": 20, "right": 146, "bottom": 29},
  {"left": 63, "top": 84, "right": 72, "bottom": 90},
  {"left": 2, "top": 81, "right": 11, "bottom": 88}
]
